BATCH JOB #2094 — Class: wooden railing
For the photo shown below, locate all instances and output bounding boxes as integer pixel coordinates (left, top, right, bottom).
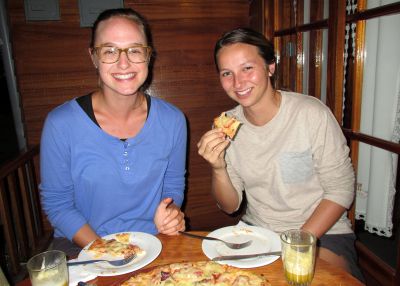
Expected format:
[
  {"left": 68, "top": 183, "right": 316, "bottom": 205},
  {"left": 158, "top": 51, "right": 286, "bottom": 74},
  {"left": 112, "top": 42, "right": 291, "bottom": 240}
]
[{"left": 0, "top": 145, "right": 53, "bottom": 283}]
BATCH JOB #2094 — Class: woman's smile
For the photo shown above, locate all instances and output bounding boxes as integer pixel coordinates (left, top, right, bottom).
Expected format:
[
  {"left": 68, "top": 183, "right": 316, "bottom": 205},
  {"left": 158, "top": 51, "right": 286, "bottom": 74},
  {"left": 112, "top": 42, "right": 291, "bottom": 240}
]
[
  {"left": 236, "top": 87, "right": 252, "bottom": 97},
  {"left": 112, "top": 72, "right": 136, "bottom": 80}
]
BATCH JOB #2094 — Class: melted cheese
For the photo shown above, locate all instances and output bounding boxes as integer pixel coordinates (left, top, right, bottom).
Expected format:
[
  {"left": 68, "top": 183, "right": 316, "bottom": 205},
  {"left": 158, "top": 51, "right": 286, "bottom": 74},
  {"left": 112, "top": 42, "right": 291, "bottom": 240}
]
[
  {"left": 88, "top": 234, "right": 142, "bottom": 258},
  {"left": 121, "top": 261, "right": 269, "bottom": 286}
]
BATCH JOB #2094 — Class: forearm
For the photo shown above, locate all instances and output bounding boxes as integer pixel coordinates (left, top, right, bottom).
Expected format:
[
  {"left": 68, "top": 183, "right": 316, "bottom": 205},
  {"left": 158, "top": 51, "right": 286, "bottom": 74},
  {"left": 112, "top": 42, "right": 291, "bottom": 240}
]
[
  {"left": 301, "top": 199, "right": 347, "bottom": 238},
  {"left": 72, "top": 224, "right": 100, "bottom": 248},
  {"left": 162, "top": 113, "right": 187, "bottom": 207},
  {"left": 211, "top": 167, "right": 240, "bottom": 213}
]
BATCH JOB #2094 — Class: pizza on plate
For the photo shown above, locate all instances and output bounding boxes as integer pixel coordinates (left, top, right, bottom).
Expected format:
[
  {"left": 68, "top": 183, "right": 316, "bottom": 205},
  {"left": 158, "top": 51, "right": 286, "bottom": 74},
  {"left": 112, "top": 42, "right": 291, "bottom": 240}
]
[
  {"left": 120, "top": 261, "right": 270, "bottom": 286},
  {"left": 87, "top": 232, "right": 143, "bottom": 258},
  {"left": 213, "top": 112, "right": 242, "bottom": 140}
]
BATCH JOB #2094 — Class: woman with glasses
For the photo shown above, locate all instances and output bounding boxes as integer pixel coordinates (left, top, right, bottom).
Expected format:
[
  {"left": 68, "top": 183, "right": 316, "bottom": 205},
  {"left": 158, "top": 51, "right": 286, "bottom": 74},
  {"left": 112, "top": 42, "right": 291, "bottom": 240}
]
[
  {"left": 40, "top": 8, "right": 187, "bottom": 256},
  {"left": 197, "top": 28, "right": 363, "bottom": 281}
]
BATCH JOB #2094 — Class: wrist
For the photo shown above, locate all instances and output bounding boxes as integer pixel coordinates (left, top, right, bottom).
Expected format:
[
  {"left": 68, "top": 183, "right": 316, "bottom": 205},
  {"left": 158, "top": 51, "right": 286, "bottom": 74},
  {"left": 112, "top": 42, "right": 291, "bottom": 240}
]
[{"left": 212, "top": 165, "right": 226, "bottom": 175}]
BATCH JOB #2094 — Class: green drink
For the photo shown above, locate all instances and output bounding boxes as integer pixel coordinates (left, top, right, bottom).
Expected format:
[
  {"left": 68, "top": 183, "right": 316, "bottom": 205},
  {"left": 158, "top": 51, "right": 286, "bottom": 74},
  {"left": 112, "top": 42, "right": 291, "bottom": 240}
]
[{"left": 281, "top": 229, "right": 316, "bottom": 286}]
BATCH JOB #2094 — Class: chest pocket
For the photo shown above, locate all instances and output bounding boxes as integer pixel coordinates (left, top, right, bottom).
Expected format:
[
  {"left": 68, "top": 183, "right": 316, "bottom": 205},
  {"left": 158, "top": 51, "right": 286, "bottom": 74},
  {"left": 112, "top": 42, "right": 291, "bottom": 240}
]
[{"left": 279, "top": 149, "right": 314, "bottom": 184}]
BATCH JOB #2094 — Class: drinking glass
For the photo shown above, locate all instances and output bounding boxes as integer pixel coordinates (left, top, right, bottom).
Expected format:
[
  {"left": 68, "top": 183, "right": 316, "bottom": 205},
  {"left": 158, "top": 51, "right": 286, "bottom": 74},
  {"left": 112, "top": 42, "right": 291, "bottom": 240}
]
[
  {"left": 280, "top": 229, "right": 316, "bottom": 286},
  {"left": 27, "top": 250, "right": 68, "bottom": 286}
]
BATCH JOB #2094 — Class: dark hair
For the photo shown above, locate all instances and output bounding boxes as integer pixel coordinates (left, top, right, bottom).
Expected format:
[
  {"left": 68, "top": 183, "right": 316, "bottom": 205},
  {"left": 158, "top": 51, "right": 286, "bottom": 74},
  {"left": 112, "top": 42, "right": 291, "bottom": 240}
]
[
  {"left": 90, "top": 8, "right": 155, "bottom": 91},
  {"left": 214, "top": 27, "right": 275, "bottom": 72},
  {"left": 90, "top": 8, "right": 153, "bottom": 52}
]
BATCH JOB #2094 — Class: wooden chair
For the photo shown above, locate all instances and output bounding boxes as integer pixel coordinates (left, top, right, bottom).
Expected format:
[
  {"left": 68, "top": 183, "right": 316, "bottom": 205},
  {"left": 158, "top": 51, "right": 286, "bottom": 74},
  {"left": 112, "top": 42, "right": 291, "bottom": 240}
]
[
  {"left": 353, "top": 210, "right": 400, "bottom": 286},
  {"left": 356, "top": 239, "right": 399, "bottom": 286},
  {"left": 344, "top": 129, "right": 400, "bottom": 285},
  {"left": 0, "top": 145, "right": 53, "bottom": 282}
]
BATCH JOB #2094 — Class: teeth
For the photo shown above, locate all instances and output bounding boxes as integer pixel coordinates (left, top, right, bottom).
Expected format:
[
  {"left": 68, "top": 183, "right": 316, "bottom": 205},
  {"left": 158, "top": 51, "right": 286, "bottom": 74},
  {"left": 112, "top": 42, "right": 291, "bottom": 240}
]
[
  {"left": 113, "top": 73, "right": 135, "bottom": 79},
  {"left": 237, "top": 88, "right": 251, "bottom": 96}
]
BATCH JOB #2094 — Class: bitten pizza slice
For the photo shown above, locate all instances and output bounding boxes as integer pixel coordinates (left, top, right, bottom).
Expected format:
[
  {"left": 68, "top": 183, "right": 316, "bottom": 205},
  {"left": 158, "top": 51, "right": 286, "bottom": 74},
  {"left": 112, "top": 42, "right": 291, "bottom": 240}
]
[
  {"left": 213, "top": 112, "right": 242, "bottom": 140},
  {"left": 87, "top": 233, "right": 143, "bottom": 258}
]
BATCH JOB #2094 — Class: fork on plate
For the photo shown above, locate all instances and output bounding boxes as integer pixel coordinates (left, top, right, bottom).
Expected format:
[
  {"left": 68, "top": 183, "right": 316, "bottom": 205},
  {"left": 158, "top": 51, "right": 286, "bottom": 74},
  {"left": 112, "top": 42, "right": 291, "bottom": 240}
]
[
  {"left": 67, "top": 253, "right": 136, "bottom": 267},
  {"left": 178, "top": 231, "right": 252, "bottom": 249}
]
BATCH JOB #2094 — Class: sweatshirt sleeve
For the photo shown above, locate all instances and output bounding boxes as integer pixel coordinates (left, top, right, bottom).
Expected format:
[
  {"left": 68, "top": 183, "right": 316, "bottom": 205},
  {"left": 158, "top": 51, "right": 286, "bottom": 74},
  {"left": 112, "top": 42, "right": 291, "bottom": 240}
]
[
  {"left": 225, "top": 153, "right": 244, "bottom": 211},
  {"left": 39, "top": 110, "right": 87, "bottom": 240},
  {"left": 161, "top": 110, "right": 187, "bottom": 207},
  {"left": 308, "top": 102, "right": 355, "bottom": 209}
]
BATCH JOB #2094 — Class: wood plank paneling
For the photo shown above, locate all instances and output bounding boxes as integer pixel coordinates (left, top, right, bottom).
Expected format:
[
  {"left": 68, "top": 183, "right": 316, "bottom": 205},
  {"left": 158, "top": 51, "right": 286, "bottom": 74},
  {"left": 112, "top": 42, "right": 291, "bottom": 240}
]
[
  {"left": 6, "top": 0, "right": 249, "bottom": 230},
  {"left": 326, "top": 0, "right": 346, "bottom": 122}
]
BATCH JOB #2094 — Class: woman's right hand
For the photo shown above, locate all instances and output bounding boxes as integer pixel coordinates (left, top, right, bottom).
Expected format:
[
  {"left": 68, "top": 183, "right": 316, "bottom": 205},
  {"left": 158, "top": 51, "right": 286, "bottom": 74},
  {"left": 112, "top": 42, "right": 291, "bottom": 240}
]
[{"left": 197, "top": 128, "right": 230, "bottom": 169}]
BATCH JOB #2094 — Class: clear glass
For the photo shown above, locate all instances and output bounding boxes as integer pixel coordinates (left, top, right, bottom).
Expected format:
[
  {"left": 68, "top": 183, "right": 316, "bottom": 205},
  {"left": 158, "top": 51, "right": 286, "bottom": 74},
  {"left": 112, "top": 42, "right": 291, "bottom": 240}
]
[
  {"left": 303, "top": 0, "right": 329, "bottom": 25},
  {"left": 359, "top": 14, "right": 400, "bottom": 140},
  {"left": 274, "top": 34, "right": 297, "bottom": 91},
  {"left": 27, "top": 250, "right": 68, "bottom": 286},
  {"left": 368, "top": 0, "right": 399, "bottom": 9},
  {"left": 94, "top": 45, "right": 151, "bottom": 64},
  {"left": 280, "top": 229, "right": 316, "bottom": 286},
  {"left": 302, "top": 31, "right": 309, "bottom": 95},
  {"left": 299, "top": 28, "right": 328, "bottom": 102}
]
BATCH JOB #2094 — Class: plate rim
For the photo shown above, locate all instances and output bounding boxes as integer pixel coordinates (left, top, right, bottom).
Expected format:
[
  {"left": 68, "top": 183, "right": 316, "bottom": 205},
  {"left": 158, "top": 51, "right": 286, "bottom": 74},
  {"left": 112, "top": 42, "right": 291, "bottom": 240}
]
[
  {"left": 201, "top": 225, "right": 281, "bottom": 268},
  {"left": 77, "top": 231, "right": 162, "bottom": 276}
]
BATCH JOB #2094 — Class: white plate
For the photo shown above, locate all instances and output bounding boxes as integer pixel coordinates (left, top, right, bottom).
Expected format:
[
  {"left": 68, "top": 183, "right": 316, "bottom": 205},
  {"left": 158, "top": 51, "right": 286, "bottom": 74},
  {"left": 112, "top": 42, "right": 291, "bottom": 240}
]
[
  {"left": 77, "top": 232, "right": 162, "bottom": 276},
  {"left": 202, "top": 225, "right": 281, "bottom": 268}
]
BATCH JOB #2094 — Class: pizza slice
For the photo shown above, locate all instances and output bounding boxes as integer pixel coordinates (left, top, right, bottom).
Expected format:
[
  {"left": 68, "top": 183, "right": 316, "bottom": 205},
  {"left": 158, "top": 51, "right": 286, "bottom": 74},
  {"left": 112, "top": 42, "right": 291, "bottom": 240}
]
[
  {"left": 213, "top": 112, "right": 242, "bottom": 140},
  {"left": 87, "top": 233, "right": 143, "bottom": 259}
]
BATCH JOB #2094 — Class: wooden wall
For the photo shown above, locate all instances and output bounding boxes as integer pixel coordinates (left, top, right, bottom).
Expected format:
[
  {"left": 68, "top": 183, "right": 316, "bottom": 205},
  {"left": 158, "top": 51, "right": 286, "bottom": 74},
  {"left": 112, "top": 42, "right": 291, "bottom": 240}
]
[{"left": 6, "top": 0, "right": 249, "bottom": 230}]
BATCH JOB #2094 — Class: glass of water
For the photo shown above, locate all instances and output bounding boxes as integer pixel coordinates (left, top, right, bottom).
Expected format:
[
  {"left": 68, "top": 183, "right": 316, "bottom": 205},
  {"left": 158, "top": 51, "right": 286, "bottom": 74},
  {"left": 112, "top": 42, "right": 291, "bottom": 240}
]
[{"left": 27, "top": 250, "right": 68, "bottom": 286}]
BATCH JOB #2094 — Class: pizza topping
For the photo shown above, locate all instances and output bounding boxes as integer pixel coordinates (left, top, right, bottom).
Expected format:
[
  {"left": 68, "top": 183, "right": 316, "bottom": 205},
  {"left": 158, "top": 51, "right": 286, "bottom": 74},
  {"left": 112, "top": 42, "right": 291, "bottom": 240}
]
[{"left": 160, "top": 271, "right": 170, "bottom": 281}]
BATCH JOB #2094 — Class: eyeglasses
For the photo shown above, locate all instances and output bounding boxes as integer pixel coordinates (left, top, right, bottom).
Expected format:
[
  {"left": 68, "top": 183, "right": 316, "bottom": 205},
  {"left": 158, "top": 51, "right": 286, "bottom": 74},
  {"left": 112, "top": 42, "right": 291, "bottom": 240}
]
[{"left": 93, "top": 45, "right": 152, "bottom": 64}]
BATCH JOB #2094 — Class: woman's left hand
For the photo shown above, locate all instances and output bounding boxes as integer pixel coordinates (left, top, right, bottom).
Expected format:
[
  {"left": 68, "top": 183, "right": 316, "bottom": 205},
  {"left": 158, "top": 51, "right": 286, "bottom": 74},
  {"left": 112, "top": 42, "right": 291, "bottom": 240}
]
[{"left": 154, "top": 197, "right": 185, "bottom": 235}]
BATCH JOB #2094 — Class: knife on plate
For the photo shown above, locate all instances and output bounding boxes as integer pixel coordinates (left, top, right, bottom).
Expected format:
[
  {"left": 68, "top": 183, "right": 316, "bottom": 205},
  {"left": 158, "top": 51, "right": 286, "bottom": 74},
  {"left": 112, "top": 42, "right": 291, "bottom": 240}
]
[{"left": 212, "top": 251, "right": 282, "bottom": 261}]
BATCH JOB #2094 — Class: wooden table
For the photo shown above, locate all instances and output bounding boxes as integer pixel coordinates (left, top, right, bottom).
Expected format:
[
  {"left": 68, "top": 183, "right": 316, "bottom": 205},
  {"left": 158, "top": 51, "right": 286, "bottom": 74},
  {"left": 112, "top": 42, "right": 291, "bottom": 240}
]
[{"left": 18, "top": 231, "right": 364, "bottom": 285}]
